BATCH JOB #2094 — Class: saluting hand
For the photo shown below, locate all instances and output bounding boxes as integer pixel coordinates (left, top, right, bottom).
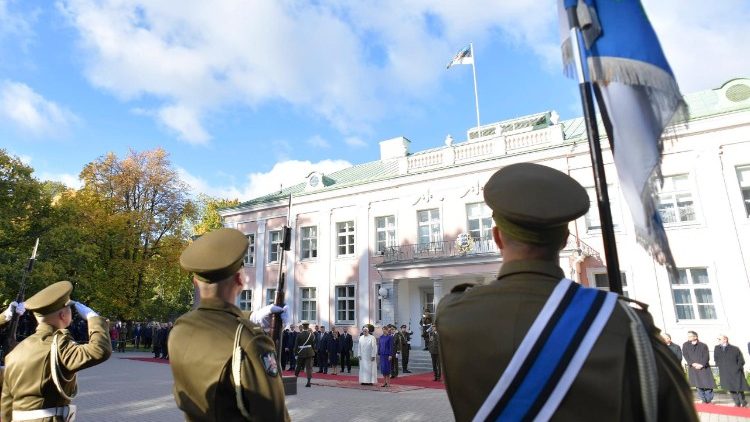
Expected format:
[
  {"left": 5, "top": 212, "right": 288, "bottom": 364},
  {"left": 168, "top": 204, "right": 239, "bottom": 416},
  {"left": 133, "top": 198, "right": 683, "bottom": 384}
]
[{"left": 73, "top": 301, "right": 99, "bottom": 319}]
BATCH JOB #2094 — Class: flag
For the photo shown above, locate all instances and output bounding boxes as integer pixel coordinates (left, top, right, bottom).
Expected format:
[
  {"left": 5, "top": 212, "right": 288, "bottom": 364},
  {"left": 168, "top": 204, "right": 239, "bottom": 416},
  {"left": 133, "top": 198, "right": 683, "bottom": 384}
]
[
  {"left": 447, "top": 45, "right": 473, "bottom": 69},
  {"left": 559, "top": 0, "right": 686, "bottom": 273}
]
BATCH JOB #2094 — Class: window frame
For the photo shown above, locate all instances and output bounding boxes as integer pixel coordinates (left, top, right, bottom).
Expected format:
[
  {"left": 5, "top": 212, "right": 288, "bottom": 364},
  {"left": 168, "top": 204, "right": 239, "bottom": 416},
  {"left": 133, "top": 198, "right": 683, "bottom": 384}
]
[
  {"left": 239, "top": 289, "right": 252, "bottom": 312},
  {"left": 657, "top": 174, "right": 698, "bottom": 225},
  {"left": 375, "top": 283, "right": 383, "bottom": 323},
  {"left": 300, "top": 226, "right": 318, "bottom": 261},
  {"left": 334, "top": 285, "right": 356, "bottom": 324},
  {"left": 465, "top": 202, "right": 493, "bottom": 241},
  {"left": 670, "top": 267, "right": 718, "bottom": 322},
  {"left": 299, "top": 287, "right": 317, "bottom": 322},
  {"left": 268, "top": 229, "right": 282, "bottom": 263},
  {"left": 584, "top": 185, "right": 622, "bottom": 231},
  {"left": 375, "top": 215, "right": 397, "bottom": 254},
  {"left": 266, "top": 288, "right": 276, "bottom": 306},
  {"left": 244, "top": 233, "right": 256, "bottom": 266},
  {"left": 336, "top": 221, "right": 356, "bottom": 257},
  {"left": 417, "top": 208, "right": 442, "bottom": 250},
  {"left": 588, "top": 270, "right": 630, "bottom": 298},
  {"left": 736, "top": 165, "right": 750, "bottom": 217}
]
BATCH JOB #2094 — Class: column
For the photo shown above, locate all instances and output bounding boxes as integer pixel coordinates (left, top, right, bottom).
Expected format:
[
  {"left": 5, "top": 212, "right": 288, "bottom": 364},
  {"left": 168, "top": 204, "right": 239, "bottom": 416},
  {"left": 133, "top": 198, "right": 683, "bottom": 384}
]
[
  {"left": 255, "top": 220, "right": 267, "bottom": 311},
  {"left": 432, "top": 277, "right": 444, "bottom": 311},
  {"left": 380, "top": 279, "right": 397, "bottom": 325}
]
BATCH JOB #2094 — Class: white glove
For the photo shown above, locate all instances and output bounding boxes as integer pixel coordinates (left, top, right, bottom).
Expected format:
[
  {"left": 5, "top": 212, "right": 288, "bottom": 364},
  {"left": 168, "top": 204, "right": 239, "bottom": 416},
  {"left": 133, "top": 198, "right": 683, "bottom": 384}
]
[
  {"left": 73, "top": 301, "right": 99, "bottom": 318},
  {"left": 2, "top": 302, "right": 17, "bottom": 319},
  {"left": 15, "top": 301, "right": 25, "bottom": 315},
  {"left": 249, "top": 304, "right": 289, "bottom": 329}
]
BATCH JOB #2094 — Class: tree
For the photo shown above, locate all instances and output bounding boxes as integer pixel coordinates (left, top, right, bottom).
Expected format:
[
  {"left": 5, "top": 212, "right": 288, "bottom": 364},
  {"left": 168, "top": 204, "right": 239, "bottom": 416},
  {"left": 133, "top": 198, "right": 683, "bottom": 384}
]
[{"left": 192, "top": 194, "right": 240, "bottom": 236}]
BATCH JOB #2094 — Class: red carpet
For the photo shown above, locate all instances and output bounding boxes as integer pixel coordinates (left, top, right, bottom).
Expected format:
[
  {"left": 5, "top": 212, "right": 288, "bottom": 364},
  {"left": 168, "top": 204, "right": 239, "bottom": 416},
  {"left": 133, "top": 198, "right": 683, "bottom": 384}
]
[{"left": 695, "top": 403, "right": 750, "bottom": 417}]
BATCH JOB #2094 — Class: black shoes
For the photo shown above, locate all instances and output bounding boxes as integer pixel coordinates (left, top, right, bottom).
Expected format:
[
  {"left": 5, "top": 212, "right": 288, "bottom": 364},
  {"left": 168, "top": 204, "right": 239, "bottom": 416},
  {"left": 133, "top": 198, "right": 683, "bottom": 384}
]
[
  {"left": 404, "top": 370, "right": 412, "bottom": 373},
  {"left": 305, "top": 382, "right": 311, "bottom": 388}
]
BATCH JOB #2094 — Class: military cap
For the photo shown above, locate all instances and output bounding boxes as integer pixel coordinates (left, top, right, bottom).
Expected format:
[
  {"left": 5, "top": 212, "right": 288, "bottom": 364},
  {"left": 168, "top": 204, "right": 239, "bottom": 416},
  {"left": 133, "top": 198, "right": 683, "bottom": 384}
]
[
  {"left": 300, "top": 321, "right": 310, "bottom": 328},
  {"left": 25, "top": 280, "right": 73, "bottom": 315},
  {"left": 180, "top": 228, "right": 248, "bottom": 283},
  {"left": 484, "top": 162, "right": 589, "bottom": 244}
]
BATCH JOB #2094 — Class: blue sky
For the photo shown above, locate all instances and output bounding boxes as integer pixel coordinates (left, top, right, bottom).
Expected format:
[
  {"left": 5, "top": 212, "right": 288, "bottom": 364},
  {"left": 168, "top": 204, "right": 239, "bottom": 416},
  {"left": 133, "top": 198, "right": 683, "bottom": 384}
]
[{"left": 2, "top": 0, "right": 749, "bottom": 200}]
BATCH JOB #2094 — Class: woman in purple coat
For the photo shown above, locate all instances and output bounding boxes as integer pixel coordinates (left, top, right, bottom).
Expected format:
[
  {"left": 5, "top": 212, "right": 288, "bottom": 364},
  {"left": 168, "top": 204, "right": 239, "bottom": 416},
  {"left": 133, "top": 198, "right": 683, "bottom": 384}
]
[{"left": 378, "top": 327, "right": 394, "bottom": 387}]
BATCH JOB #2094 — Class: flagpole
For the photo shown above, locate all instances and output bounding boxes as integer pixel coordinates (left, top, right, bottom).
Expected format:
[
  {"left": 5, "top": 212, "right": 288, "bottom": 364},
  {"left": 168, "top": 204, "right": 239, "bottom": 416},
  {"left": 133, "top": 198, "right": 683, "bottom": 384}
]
[
  {"left": 566, "top": 8, "right": 623, "bottom": 295},
  {"left": 470, "top": 42, "right": 481, "bottom": 131}
]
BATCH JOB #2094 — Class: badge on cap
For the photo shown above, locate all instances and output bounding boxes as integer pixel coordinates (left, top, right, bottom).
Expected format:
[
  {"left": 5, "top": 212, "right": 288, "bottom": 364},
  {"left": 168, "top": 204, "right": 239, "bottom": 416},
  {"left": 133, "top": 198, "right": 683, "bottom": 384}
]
[{"left": 261, "top": 352, "right": 279, "bottom": 377}]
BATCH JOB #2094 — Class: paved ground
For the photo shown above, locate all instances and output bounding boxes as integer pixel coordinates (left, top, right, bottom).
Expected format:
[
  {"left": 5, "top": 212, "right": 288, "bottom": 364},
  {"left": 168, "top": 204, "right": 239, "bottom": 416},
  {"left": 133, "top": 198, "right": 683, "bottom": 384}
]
[{"left": 72, "top": 351, "right": 749, "bottom": 421}]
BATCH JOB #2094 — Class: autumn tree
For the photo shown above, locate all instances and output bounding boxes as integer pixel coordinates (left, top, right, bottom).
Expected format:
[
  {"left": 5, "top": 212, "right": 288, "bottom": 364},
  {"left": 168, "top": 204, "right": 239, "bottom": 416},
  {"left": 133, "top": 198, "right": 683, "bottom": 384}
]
[{"left": 192, "top": 194, "right": 240, "bottom": 236}]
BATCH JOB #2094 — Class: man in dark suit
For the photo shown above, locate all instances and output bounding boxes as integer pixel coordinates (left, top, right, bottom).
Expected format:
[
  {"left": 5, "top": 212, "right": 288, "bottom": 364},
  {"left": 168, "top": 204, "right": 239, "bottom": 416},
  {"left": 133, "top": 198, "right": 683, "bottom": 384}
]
[
  {"left": 662, "top": 333, "right": 683, "bottom": 366},
  {"left": 317, "top": 326, "right": 330, "bottom": 374},
  {"left": 339, "top": 329, "right": 354, "bottom": 373},
  {"left": 683, "top": 331, "right": 715, "bottom": 403},
  {"left": 715, "top": 335, "right": 749, "bottom": 407},
  {"left": 398, "top": 324, "right": 413, "bottom": 373}
]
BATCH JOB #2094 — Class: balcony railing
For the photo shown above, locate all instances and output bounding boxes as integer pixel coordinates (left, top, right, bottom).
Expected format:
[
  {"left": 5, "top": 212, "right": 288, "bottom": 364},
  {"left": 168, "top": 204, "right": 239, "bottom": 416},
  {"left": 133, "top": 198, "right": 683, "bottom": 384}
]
[{"left": 378, "top": 237, "right": 499, "bottom": 264}]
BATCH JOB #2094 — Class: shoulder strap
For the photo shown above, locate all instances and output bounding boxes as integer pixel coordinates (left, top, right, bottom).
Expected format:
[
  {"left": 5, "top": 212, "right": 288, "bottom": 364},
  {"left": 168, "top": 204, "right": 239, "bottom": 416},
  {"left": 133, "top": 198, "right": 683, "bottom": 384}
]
[
  {"left": 50, "top": 333, "right": 78, "bottom": 401},
  {"left": 618, "top": 299, "right": 658, "bottom": 422},
  {"left": 231, "top": 323, "right": 253, "bottom": 420},
  {"left": 472, "top": 278, "right": 617, "bottom": 422}
]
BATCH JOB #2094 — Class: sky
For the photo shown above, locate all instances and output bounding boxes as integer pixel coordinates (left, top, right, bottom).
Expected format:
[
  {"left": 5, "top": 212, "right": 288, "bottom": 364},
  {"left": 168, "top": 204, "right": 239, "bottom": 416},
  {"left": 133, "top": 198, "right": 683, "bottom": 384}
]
[{"left": 2, "top": 0, "right": 749, "bottom": 201}]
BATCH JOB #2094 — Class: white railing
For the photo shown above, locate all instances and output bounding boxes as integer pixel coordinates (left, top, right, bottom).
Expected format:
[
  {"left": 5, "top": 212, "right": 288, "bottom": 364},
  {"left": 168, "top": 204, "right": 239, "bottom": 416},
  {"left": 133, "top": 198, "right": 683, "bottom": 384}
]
[
  {"left": 407, "top": 150, "right": 443, "bottom": 170},
  {"left": 454, "top": 140, "right": 494, "bottom": 161}
]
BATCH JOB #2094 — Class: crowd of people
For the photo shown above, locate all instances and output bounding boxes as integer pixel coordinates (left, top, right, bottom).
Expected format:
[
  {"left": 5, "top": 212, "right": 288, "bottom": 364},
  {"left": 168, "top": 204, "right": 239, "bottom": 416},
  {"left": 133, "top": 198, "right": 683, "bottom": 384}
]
[
  {"left": 105, "top": 320, "right": 174, "bottom": 358},
  {"left": 281, "top": 321, "right": 423, "bottom": 387}
]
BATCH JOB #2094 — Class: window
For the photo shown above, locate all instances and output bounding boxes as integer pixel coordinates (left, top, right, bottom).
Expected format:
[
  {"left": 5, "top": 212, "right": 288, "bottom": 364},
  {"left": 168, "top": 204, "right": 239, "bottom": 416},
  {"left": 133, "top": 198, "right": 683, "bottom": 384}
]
[
  {"left": 244, "top": 234, "right": 255, "bottom": 266},
  {"left": 584, "top": 185, "right": 621, "bottom": 230},
  {"left": 300, "top": 226, "right": 318, "bottom": 260},
  {"left": 335, "top": 285, "right": 356, "bottom": 324},
  {"left": 657, "top": 175, "right": 696, "bottom": 224},
  {"left": 268, "top": 230, "right": 282, "bottom": 263},
  {"left": 737, "top": 165, "right": 750, "bottom": 217},
  {"left": 592, "top": 271, "right": 629, "bottom": 298},
  {"left": 337, "top": 221, "right": 355, "bottom": 256},
  {"left": 417, "top": 209, "right": 442, "bottom": 247},
  {"left": 299, "top": 287, "right": 317, "bottom": 321},
  {"left": 466, "top": 203, "right": 493, "bottom": 240},
  {"left": 375, "top": 216, "right": 397, "bottom": 254},
  {"left": 671, "top": 268, "right": 716, "bottom": 320},
  {"left": 266, "top": 288, "right": 276, "bottom": 305},
  {"left": 239, "top": 290, "right": 252, "bottom": 311}
]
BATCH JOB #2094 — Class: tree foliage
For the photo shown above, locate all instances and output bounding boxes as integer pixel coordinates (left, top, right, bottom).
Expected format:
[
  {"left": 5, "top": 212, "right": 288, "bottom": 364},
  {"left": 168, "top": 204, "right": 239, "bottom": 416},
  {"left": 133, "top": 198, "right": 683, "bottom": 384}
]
[{"left": 192, "top": 194, "right": 240, "bottom": 236}]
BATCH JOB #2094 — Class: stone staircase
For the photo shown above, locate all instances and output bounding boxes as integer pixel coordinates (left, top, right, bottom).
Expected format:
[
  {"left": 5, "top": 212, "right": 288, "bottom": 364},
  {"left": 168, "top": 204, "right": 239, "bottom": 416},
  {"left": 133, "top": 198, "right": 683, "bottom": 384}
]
[{"left": 402, "top": 348, "right": 434, "bottom": 373}]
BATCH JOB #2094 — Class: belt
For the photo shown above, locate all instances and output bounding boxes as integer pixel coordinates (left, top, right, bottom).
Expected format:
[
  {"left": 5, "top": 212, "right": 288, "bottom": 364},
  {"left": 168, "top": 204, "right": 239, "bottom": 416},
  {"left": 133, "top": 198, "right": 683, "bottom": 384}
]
[
  {"left": 12, "top": 405, "right": 77, "bottom": 421},
  {"left": 298, "top": 345, "right": 312, "bottom": 349}
]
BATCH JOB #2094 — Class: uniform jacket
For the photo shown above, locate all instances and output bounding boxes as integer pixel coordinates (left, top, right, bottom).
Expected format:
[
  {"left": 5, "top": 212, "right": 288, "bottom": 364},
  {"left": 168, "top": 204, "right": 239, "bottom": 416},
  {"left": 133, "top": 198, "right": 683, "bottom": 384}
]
[
  {"left": 714, "top": 344, "right": 750, "bottom": 392},
  {"left": 436, "top": 259, "right": 697, "bottom": 422},
  {"left": 168, "top": 298, "right": 289, "bottom": 422},
  {"left": 295, "top": 330, "right": 316, "bottom": 358},
  {"left": 1, "top": 316, "right": 112, "bottom": 422},
  {"left": 392, "top": 333, "right": 403, "bottom": 356},
  {"left": 427, "top": 331, "right": 440, "bottom": 355},
  {"left": 683, "top": 340, "right": 716, "bottom": 389}
]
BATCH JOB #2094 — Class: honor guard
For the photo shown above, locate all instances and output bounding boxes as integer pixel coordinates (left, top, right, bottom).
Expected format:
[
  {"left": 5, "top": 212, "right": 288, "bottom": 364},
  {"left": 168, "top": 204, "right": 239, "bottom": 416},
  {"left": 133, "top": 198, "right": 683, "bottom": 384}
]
[
  {"left": 169, "top": 228, "right": 289, "bottom": 421},
  {"left": 436, "top": 163, "right": 697, "bottom": 421},
  {"left": 293, "top": 321, "right": 316, "bottom": 387},
  {"left": 1, "top": 281, "right": 111, "bottom": 422}
]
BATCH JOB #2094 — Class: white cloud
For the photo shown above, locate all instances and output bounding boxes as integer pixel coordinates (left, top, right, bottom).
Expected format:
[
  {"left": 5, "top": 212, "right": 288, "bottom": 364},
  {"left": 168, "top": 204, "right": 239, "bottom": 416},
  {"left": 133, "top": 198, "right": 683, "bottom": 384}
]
[
  {"left": 178, "top": 159, "right": 351, "bottom": 201},
  {"left": 344, "top": 136, "right": 367, "bottom": 148},
  {"left": 38, "top": 171, "right": 83, "bottom": 189},
  {"left": 0, "top": 0, "right": 33, "bottom": 42},
  {"left": 306, "top": 135, "right": 331, "bottom": 149},
  {"left": 0, "top": 80, "right": 78, "bottom": 136},
  {"left": 56, "top": 0, "right": 748, "bottom": 144}
]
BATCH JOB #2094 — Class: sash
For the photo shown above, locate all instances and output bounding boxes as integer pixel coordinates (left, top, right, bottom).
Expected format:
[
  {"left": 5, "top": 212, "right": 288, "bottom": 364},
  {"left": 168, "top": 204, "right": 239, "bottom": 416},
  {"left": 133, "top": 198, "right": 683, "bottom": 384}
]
[{"left": 473, "top": 278, "right": 617, "bottom": 422}]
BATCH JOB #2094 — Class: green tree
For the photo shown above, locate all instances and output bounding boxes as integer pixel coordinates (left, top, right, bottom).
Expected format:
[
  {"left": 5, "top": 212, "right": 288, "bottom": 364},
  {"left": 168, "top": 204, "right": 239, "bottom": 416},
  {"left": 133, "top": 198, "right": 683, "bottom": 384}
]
[{"left": 192, "top": 194, "right": 240, "bottom": 236}]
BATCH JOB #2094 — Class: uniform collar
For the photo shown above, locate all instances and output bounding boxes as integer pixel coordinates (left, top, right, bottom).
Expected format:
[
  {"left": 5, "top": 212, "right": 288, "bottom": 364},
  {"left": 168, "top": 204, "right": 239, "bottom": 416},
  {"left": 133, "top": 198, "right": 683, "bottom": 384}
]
[
  {"left": 36, "top": 322, "right": 57, "bottom": 335},
  {"left": 497, "top": 259, "right": 566, "bottom": 281},
  {"left": 197, "top": 297, "right": 243, "bottom": 317}
]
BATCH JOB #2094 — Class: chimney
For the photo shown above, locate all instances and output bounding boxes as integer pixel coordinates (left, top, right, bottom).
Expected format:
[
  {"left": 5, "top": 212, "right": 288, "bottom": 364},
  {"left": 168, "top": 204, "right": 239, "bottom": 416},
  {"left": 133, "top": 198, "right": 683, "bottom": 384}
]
[{"left": 379, "top": 137, "right": 411, "bottom": 160}]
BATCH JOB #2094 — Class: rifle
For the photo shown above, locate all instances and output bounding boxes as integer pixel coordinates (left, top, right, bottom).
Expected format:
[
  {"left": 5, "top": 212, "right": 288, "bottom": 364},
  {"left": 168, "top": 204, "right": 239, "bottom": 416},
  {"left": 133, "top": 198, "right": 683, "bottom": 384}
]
[
  {"left": 270, "top": 195, "right": 292, "bottom": 366},
  {"left": 2, "top": 238, "right": 39, "bottom": 359}
]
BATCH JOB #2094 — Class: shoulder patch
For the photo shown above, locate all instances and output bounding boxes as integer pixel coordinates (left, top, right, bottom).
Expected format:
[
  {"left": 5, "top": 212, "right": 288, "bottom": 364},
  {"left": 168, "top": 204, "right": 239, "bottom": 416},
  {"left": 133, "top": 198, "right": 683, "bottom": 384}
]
[{"left": 260, "top": 351, "right": 279, "bottom": 377}]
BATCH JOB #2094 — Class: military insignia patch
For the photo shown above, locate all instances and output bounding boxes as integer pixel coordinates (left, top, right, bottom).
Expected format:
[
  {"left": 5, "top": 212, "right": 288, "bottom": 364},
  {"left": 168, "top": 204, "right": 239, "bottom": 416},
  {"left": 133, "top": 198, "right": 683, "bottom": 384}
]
[{"left": 261, "top": 352, "right": 279, "bottom": 377}]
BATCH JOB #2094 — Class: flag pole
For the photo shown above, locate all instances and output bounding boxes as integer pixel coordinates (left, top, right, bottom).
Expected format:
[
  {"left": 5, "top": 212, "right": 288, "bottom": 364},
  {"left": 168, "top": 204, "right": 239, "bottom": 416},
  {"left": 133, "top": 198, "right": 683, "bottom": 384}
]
[
  {"left": 470, "top": 42, "right": 481, "bottom": 131},
  {"left": 566, "top": 8, "right": 623, "bottom": 295}
]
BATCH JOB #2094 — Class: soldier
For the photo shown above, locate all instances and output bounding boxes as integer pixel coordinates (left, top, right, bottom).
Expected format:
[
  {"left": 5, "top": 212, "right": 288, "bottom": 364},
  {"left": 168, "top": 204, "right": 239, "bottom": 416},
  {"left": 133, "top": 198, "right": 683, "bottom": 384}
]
[
  {"left": 0, "top": 301, "right": 26, "bottom": 391},
  {"left": 419, "top": 309, "right": 433, "bottom": 350},
  {"left": 436, "top": 163, "right": 696, "bottom": 421},
  {"left": 168, "top": 228, "right": 289, "bottom": 421},
  {"left": 1, "top": 281, "right": 111, "bottom": 421},
  {"left": 390, "top": 325, "right": 401, "bottom": 378},
  {"left": 398, "top": 324, "right": 413, "bottom": 373},
  {"left": 294, "top": 321, "right": 317, "bottom": 387}
]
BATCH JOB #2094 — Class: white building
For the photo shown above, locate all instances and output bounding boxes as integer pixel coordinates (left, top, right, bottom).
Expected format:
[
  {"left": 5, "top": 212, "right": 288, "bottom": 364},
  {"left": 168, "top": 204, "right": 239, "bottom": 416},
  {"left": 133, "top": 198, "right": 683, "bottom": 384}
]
[{"left": 220, "top": 78, "right": 750, "bottom": 349}]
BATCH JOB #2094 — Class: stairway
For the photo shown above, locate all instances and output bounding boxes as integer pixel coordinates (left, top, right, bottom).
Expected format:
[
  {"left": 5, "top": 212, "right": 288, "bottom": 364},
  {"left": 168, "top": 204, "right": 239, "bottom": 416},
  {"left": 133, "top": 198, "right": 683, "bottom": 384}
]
[{"left": 402, "top": 348, "right": 434, "bottom": 373}]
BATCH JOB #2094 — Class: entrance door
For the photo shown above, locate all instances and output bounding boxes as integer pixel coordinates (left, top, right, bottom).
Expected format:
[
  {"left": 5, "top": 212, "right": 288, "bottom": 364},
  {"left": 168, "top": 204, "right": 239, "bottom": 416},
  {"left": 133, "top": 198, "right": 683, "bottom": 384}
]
[{"left": 421, "top": 289, "right": 435, "bottom": 314}]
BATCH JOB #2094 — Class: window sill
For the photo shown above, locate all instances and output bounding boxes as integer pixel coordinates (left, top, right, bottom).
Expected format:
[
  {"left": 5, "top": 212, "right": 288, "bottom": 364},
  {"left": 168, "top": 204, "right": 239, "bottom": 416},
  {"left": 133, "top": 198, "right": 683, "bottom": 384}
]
[{"left": 663, "top": 221, "right": 702, "bottom": 229}]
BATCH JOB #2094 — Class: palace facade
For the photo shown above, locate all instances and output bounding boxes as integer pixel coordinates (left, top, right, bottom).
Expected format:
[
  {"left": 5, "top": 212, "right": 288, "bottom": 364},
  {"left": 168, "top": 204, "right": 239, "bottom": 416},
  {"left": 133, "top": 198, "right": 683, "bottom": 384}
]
[{"left": 220, "top": 78, "right": 750, "bottom": 349}]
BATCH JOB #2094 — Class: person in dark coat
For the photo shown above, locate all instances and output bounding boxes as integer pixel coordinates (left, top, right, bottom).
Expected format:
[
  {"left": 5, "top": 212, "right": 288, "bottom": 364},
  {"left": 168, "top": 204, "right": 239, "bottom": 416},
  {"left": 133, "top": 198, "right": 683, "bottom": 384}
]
[
  {"left": 398, "top": 324, "right": 413, "bottom": 373},
  {"left": 339, "top": 329, "right": 354, "bottom": 373},
  {"left": 133, "top": 323, "right": 142, "bottom": 349},
  {"left": 317, "top": 326, "right": 330, "bottom": 374},
  {"left": 327, "top": 329, "right": 341, "bottom": 375},
  {"left": 313, "top": 325, "right": 322, "bottom": 368},
  {"left": 281, "top": 327, "right": 291, "bottom": 370},
  {"left": 143, "top": 322, "right": 153, "bottom": 350},
  {"left": 663, "top": 333, "right": 683, "bottom": 367},
  {"left": 683, "top": 331, "right": 716, "bottom": 403},
  {"left": 714, "top": 335, "right": 749, "bottom": 407}
]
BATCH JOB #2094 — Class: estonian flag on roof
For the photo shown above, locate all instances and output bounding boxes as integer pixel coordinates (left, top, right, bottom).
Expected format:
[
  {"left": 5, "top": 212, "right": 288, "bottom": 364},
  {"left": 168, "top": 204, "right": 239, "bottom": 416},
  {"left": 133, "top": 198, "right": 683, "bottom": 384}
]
[{"left": 447, "top": 45, "right": 473, "bottom": 69}]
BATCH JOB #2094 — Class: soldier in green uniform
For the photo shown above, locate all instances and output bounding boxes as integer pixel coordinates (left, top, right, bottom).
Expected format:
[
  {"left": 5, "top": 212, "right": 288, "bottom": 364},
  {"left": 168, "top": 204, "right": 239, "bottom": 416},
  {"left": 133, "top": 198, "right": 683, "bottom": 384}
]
[
  {"left": 294, "top": 321, "right": 316, "bottom": 387},
  {"left": 169, "top": 228, "right": 289, "bottom": 421},
  {"left": 1, "top": 281, "right": 111, "bottom": 421},
  {"left": 389, "top": 325, "right": 401, "bottom": 378},
  {"left": 436, "top": 163, "right": 697, "bottom": 422}
]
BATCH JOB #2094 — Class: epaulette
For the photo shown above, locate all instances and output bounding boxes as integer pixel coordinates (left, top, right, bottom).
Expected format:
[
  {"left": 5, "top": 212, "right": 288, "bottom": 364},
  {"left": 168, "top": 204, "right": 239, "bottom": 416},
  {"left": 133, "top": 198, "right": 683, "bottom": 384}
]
[
  {"left": 235, "top": 317, "right": 265, "bottom": 337},
  {"left": 618, "top": 295, "right": 650, "bottom": 312}
]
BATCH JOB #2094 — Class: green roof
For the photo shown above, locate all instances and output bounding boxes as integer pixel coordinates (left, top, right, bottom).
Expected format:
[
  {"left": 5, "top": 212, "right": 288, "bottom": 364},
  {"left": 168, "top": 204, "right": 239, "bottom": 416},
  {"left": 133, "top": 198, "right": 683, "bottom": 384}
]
[{"left": 228, "top": 78, "right": 750, "bottom": 211}]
